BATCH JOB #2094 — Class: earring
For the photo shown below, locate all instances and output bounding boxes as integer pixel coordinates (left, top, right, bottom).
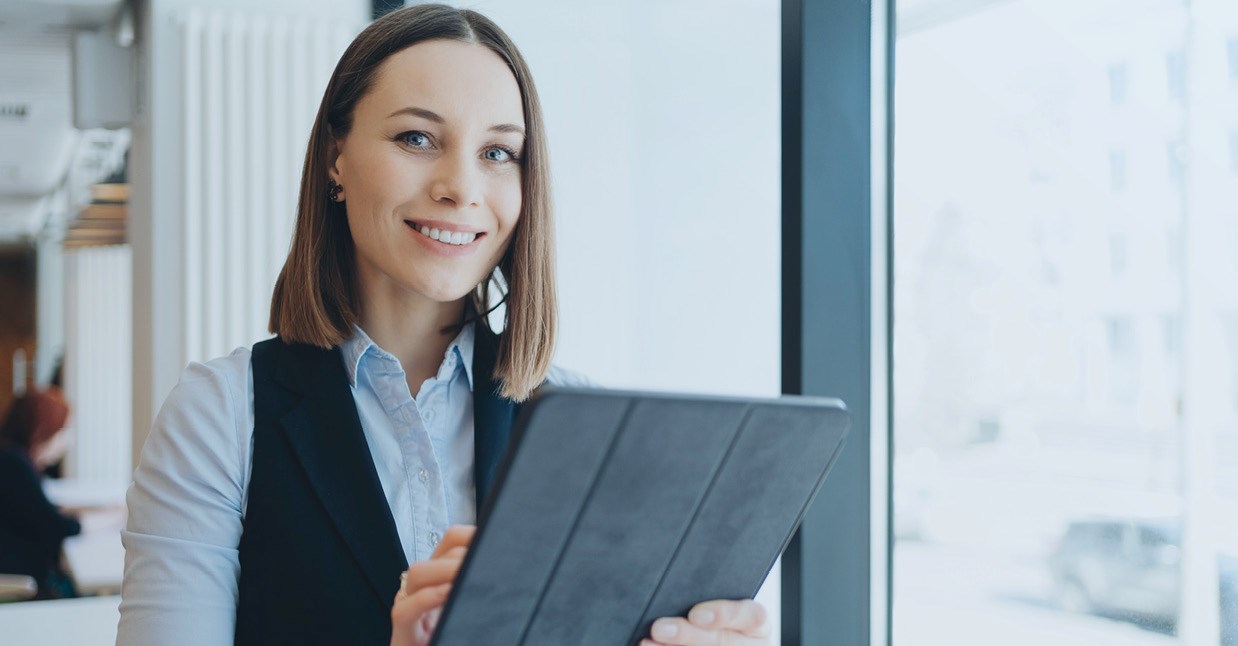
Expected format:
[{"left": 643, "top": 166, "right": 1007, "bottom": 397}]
[{"left": 328, "top": 180, "right": 343, "bottom": 202}]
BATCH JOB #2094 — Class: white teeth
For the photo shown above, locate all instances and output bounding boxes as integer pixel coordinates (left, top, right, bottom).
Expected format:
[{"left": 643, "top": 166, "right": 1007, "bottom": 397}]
[{"left": 413, "top": 223, "right": 477, "bottom": 246}]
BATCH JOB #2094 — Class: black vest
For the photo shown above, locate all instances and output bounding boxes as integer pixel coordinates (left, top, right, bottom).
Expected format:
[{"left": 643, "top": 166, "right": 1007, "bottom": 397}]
[{"left": 235, "top": 322, "right": 520, "bottom": 645}]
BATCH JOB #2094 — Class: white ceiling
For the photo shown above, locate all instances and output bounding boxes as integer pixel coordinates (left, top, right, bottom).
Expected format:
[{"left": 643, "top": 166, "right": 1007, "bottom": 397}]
[{"left": 0, "top": 0, "right": 124, "bottom": 244}]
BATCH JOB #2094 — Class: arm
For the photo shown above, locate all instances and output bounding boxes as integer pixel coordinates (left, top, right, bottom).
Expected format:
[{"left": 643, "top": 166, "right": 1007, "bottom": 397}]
[{"left": 116, "top": 354, "right": 250, "bottom": 646}]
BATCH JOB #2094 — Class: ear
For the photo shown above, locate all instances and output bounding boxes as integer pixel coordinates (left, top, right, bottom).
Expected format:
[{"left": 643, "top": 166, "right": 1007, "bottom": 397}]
[{"left": 326, "top": 131, "right": 345, "bottom": 184}]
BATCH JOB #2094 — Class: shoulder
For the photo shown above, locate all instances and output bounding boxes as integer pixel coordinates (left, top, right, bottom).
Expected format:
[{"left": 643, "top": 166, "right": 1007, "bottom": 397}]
[
  {"left": 541, "top": 364, "right": 597, "bottom": 390},
  {"left": 159, "top": 347, "right": 252, "bottom": 425},
  {"left": 138, "top": 347, "right": 254, "bottom": 490},
  {"left": 129, "top": 346, "right": 255, "bottom": 532}
]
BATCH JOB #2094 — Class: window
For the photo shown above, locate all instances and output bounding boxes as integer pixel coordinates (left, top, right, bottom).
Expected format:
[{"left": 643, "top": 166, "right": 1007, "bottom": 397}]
[
  {"left": 1227, "top": 317, "right": 1238, "bottom": 412},
  {"left": 1230, "top": 130, "right": 1238, "bottom": 174},
  {"left": 1109, "top": 234, "right": 1127, "bottom": 275},
  {"left": 1168, "top": 140, "right": 1185, "bottom": 183},
  {"left": 894, "top": 1, "right": 1238, "bottom": 643},
  {"left": 1167, "top": 50, "right": 1186, "bottom": 100},
  {"left": 1108, "top": 63, "right": 1128, "bottom": 106},
  {"left": 1228, "top": 36, "right": 1238, "bottom": 81},
  {"left": 1107, "top": 316, "right": 1135, "bottom": 357},
  {"left": 1166, "top": 227, "right": 1183, "bottom": 272},
  {"left": 1163, "top": 314, "right": 1180, "bottom": 355},
  {"left": 1109, "top": 150, "right": 1127, "bottom": 191}
]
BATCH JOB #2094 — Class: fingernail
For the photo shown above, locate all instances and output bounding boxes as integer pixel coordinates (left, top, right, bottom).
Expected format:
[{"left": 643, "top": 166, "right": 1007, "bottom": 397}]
[
  {"left": 652, "top": 620, "right": 679, "bottom": 640},
  {"left": 692, "top": 608, "right": 715, "bottom": 625}
]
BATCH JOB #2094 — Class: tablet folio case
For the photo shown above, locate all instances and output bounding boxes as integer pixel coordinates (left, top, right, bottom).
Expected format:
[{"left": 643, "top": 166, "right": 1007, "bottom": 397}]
[{"left": 431, "top": 388, "right": 850, "bottom": 646}]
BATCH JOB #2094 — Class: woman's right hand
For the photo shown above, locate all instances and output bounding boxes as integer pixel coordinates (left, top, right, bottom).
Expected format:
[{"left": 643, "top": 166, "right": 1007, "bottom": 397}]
[{"left": 390, "top": 524, "right": 476, "bottom": 646}]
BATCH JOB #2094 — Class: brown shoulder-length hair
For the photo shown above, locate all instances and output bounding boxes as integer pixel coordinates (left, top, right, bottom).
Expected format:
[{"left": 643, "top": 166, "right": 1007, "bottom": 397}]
[{"left": 269, "top": 4, "right": 556, "bottom": 402}]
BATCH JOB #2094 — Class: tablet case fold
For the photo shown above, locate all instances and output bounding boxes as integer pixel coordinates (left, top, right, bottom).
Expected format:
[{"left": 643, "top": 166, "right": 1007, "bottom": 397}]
[{"left": 431, "top": 388, "right": 850, "bottom": 646}]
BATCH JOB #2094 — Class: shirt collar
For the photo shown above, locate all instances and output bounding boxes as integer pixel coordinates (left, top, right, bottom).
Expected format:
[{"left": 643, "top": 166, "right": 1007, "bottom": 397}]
[{"left": 339, "top": 321, "right": 475, "bottom": 392}]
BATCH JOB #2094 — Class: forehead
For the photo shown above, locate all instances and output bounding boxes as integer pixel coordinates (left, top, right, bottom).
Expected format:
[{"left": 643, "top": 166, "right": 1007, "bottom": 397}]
[{"left": 364, "top": 39, "right": 524, "bottom": 128}]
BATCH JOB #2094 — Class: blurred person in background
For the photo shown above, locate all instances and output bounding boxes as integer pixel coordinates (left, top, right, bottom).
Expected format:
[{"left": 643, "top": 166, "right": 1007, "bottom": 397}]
[{"left": 0, "top": 389, "right": 81, "bottom": 600}]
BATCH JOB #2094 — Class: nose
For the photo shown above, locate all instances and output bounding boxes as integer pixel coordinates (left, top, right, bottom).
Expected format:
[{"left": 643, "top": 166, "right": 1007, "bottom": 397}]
[{"left": 429, "top": 152, "right": 483, "bottom": 209}]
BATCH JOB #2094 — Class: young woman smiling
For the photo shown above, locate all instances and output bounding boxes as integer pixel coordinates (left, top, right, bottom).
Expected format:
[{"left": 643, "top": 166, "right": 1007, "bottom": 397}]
[{"left": 116, "top": 5, "right": 771, "bottom": 645}]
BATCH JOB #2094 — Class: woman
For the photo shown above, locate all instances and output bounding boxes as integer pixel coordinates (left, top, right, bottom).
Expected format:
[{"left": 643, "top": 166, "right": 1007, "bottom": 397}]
[
  {"left": 0, "top": 389, "right": 81, "bottom": 600},
  {"left": 118, "top": 5, "right": 770, "bottom": 645}
]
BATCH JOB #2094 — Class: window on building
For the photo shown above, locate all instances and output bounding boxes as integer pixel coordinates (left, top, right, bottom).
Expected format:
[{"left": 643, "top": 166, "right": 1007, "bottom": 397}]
[
  {"left": 1108, "top": 63, "right": 1128, "bottom": 106},
  {"left": 1167, "top": 50, "right": 1186, "bottom": 100},
  {"left": 1166, "top": 227, "right": 1183, "bottom": 272},
  {"left": 1109, "top": 234, "right": 1128, "bottom": 275},
  {"left": 1228, "top": 36, "right": 1238, "bottom": 81},
  {"left": 1109, "top": 150, "right": 1127, "bottom": 191},
  {"left": 1227, "top": 317, "right": 1238, "bottom": 411},
  {"left": 1168, "top": 140, "right": 1185, "bottom": 182},
  {"left": 1163, "top": 314, "right": 1180, "bottom": 355},
  {"left": 1230, "top": 130, "right": 1238, "bottom": 175},
  {"left": 1107, "top": 316, "right": 1135, "bottom": 357}
]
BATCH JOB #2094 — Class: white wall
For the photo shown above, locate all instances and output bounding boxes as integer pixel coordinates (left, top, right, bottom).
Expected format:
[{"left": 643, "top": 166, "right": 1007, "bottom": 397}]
[{"left": 462, "top": 0, "right": 782, "bottom": 398}]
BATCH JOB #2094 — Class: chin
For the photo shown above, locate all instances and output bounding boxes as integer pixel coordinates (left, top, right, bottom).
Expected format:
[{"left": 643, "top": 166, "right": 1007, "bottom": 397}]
[{"left": 408, "top": 280, "right": 476, "bottom": 304}]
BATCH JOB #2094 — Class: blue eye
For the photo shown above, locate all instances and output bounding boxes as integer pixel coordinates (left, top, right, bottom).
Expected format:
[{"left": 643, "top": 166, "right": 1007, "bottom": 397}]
[
  {"left": 398, "top": 131, "right": 431, "bottom": 148},
  {"left": 484, "top": 146, "right": 517, "bottom": 162}
]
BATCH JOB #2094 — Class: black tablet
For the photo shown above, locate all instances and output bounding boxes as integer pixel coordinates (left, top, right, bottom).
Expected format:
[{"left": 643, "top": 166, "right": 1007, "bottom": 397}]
[{"left": 431, "top": 388, "right": 850, "bottom": 646}]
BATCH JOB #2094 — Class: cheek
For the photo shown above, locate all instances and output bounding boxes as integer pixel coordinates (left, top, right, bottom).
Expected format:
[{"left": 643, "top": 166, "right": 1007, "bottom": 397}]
[{"left": 491, "top": 179, "right": 523, "bottom": 232}]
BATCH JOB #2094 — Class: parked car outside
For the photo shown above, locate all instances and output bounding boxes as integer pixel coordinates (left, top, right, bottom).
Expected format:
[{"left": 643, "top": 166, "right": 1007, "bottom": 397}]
[{"left": 1049, "top": 517, "right": 1238, "bottom": 642}]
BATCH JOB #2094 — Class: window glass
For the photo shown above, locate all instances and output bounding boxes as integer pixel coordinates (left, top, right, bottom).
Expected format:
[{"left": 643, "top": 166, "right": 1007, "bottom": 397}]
[{"left": 894, "top": 0, "right": 1238, "bottom": 643}]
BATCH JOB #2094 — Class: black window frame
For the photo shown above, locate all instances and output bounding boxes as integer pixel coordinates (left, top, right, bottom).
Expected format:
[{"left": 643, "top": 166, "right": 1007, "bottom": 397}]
[{"left": 782, "top": 0, "right": 892, "bottom": 644}]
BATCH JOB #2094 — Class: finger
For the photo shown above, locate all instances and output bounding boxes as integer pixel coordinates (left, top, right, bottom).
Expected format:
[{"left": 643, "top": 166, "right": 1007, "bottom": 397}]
[
  {"left": 412, "top": 606, "right": 443, "bottom": 643},
  {"left": 431, "top": 525, "right": 476, "bottom": 559},
  {"left": 649, "top": 616, "right": 772, "bottom": 646},
  {"left": 404, "top": 553, "right": 467, "bottom": 591},
  {"left": 688, "top": 600, "right": 770, "bottom": 638},
  {"left": 391, "top": 582, "right": 451, "bottom": 628}
]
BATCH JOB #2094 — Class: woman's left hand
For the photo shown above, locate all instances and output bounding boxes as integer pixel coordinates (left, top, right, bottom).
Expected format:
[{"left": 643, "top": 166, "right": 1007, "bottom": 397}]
[{"left": 641, "top": 599, "right": 771, "bottom": 646}]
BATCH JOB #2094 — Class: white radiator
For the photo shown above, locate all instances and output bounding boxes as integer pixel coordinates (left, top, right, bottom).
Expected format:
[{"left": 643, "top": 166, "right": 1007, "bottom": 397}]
[{"left": 178, "top": 10, "right": 356, "bottom": 362}]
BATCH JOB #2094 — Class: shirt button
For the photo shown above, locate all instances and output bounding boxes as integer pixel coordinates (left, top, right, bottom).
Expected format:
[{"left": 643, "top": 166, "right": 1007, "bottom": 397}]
[
  {"left": 430, "top": 531, "right": 441, "bottom": 547},
  {"left": 418, "top": 468, "right": 430, "bottom": 483},
  {"left": 423, "top": 408, "right": 437, "bottom": 423}
]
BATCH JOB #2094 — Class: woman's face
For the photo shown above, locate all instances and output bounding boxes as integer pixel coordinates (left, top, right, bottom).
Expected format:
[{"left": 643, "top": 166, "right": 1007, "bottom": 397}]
[{"left": 330, "top": 39, "right": 525, "bottom": 306}]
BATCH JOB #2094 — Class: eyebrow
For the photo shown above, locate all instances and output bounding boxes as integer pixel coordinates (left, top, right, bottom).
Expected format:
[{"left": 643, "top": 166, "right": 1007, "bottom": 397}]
[{"left": 387, "top": 106, "right": 525, "bottom": 136}]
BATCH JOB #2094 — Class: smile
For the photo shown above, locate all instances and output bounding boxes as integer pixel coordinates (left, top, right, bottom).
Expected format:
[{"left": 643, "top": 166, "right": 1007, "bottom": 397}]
[{"left": 405, "top": 220, "right": 485, "bottom": 247}]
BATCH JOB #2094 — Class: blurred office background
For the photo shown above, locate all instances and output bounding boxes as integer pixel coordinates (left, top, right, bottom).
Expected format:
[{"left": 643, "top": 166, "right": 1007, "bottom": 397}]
[{"left": 1, "top": 0, "right": 1236, "bottom": 644}]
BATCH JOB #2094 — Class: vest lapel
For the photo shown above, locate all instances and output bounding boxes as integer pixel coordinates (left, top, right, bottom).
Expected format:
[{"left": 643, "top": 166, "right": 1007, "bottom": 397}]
[
  {"left": 274, "top": 343, "right": 407, "bottom": 608},
  {"left": 472, "top": 320, "right": 519, "bottom": 511}
]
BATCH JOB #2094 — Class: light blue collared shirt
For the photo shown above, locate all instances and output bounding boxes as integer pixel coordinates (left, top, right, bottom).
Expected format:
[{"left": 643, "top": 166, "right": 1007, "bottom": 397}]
[
  {"left": 341, "top": 323, "right": 477, "bottom": 559},
  {"left": 117, "top": 326, "right": 589, "bottom": 645}
]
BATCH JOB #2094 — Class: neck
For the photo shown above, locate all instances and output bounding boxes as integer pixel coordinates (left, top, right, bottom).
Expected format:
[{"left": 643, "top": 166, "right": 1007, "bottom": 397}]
[{"left": 355, "top": 272, "right": 469, "bottom": 394}]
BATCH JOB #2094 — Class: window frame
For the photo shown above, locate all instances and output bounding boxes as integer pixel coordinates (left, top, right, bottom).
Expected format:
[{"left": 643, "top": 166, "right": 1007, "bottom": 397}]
[{"left": 781, "top": 0, "right": 892, "bottom": 644}]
